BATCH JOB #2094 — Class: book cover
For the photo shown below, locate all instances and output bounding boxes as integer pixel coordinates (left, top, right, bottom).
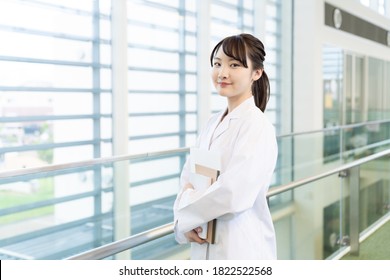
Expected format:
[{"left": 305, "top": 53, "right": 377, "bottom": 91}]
[{"left": 189, "top": 147, "right": 221, "bottom": 244}]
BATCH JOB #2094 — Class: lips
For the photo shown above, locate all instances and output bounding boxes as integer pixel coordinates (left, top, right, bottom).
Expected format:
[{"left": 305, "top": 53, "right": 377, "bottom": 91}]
[{"left": 219, "top": 82, "right": 232, "bottom": 87}]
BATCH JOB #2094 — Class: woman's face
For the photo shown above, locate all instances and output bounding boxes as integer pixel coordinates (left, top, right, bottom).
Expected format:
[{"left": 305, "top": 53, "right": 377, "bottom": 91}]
[{"left": 211, "top": 47, "right": 261, "bottom": 103}]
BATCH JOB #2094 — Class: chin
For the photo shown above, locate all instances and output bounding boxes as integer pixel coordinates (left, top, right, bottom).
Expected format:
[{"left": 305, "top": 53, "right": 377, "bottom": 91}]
[
  {"left": 218, "top": 92, "right": 229, "bottom": 98},
  {"left": 217, "top": 89, "right": 230, "bottom": 97}
]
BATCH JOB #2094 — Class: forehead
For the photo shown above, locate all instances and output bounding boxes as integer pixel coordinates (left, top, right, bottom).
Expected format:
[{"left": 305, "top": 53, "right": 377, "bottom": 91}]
[
  {"left": 213, "top": 47, "right": 252, "bottom": 65},
  {"left": 213, "top": 48, "right": 230, "bottom": 58},
  {"left": 214, "top": 47, "right": 243, "bottom": 59}
]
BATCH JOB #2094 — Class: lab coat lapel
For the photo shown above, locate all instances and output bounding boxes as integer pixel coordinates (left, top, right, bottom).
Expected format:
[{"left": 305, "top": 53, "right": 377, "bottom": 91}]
[
  {"left": 210, "top": 115, "right": 231, "bottom": 145},
  {"left": 204, "top": 111, "right": 226, "bottom": 149},
  {"left": 200, "top": 112, "right": 223, "bottom": 150},
  {"left": 207, "top": 97, "right": 255, "bottom": 148}
]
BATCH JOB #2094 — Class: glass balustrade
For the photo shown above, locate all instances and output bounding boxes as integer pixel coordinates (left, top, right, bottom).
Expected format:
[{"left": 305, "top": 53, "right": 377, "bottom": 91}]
[{"left": 1, "top": 128, "right": 390, "bottom": 260}]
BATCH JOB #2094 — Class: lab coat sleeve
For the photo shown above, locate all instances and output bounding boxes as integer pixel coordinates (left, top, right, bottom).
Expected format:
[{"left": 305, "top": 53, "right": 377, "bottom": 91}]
[
  {"left": 175, "top": 118, "right": 278, "bottom": 235},
  {"left": 173, "top": 122, "right": 210, "bottom": 244},
  {"left": 173, "top": 156, "right": 192, "bottom": 244},
  {"left": 173, "top": 113, "right": 222, "bottom": 243}
]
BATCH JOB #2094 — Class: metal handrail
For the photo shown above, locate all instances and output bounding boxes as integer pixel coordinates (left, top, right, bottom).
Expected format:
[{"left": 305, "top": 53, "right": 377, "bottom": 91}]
[
  {"left": 66, "top": 148, "right": 390, "bottom": 260},
  {"left": 67, "top": 223, "right": 174, "bottom": 260},
  {"left": 0, "top": 147, "right": 189, "bottom": 179},
  {"left": 2, "top": 118, "right": 390, "bottom": 179},
  {"left": 267, "top": 148, "right": 390, "bottom": 197},
  {"left": 277, "top": 118, "right": 390, "bottom": 138}
]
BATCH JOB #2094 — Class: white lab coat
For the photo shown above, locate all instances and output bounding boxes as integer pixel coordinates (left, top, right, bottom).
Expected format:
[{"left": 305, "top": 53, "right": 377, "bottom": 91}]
[{"left": 173, "top": 96, "right": 278, "bottom": 260}]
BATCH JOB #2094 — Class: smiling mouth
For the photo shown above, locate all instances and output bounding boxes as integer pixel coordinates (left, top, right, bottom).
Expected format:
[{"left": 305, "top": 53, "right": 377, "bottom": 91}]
[{"left": 219, "top": 82, "right": 232, "bottom": 86}]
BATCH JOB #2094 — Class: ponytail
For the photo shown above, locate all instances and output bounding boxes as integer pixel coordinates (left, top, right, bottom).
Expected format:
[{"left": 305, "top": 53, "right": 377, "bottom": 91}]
[{"left": 252, "top": 70, "right": 270, "bottom": 112}]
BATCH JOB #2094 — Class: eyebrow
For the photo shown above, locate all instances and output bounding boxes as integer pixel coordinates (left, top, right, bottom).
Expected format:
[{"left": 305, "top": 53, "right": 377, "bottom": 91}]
[{"left": 213, "top": 56, "right": 240, "bottom": 62}]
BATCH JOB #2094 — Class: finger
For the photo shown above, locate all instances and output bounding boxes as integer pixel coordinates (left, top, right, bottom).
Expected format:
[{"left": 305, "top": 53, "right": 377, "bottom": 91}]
[
  {"left": 195, "top": 227, "right": 202, "bottom": 233},
  {"left": 185, "top": 230, "right": 206, "bottom": 244},
  {"left": 191, "top": 230, "right": 206, "bottom": 244},
  {"left": 192, "top": 235, "right": 206, "bottom": 244}
]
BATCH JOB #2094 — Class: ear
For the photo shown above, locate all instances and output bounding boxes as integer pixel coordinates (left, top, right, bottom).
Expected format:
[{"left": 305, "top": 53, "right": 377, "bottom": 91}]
[{"left": 252, "top": 69, "right": 263, "bottom": 81}]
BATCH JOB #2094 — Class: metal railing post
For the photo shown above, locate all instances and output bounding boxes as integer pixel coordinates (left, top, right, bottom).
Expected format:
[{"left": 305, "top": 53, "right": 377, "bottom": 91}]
[{"left": 349, "top": 166, "right": 360, "bottom": 255}]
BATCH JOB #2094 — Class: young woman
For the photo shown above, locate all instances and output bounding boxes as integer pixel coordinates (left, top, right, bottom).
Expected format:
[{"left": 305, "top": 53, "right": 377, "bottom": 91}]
[{"left": 173, "top": 34, "right": 278, "bottom": 260}]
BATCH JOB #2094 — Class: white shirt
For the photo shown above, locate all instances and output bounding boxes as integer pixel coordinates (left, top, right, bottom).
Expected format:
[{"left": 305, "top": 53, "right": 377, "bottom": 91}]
[{"left": 173, "top": 96, "right": 278, "bottom": 259}]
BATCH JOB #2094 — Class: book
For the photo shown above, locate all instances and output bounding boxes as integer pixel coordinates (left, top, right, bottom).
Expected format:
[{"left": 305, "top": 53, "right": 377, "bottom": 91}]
[{"left": 189, "top": 147, "right": 221, "bottom": 244}]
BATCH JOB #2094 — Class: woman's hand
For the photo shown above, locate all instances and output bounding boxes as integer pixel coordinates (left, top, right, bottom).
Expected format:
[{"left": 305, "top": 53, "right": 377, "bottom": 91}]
[{"left": 185, "top": 227, "right": 207, "bottom": 244}]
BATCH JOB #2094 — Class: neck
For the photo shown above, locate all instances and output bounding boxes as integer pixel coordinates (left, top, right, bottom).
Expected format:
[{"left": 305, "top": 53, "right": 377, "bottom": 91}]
[{"left": 227, "top": 93, "right": 252, "bottom": 113}]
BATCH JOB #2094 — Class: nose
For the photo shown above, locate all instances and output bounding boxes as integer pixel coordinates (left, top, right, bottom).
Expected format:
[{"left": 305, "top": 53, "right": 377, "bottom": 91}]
[{"left": 218, "top": 65, "right": 229, "bottom": 80}]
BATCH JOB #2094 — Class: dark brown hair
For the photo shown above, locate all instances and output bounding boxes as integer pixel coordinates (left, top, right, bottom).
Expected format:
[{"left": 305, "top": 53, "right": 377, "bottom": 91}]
[{"left": 210, "top": 33, "right": 270, "bottom": 112}]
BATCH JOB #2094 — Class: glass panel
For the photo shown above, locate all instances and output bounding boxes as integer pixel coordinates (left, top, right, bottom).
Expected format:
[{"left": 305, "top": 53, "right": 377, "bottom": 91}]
[
  {"left": 243, "top": 0, "right": 254, "bottom": 10},
  {"left": 185, "top": 114, "right": 197, "bottom": 131},
  {"left": 129, "top": 94, "right": 179, "bottom": 113},
  {"left": 128, "top": 26, "right": 179, "bottom": 50},
  {"left": 128, "top": 2, "right": 180, "bottom": 29},
  {"left": 185, "top": 15, "right": 197, "bottom": 32},
  {"left": 99, "top": 18, "right": 111, "bottom": 40},
  {"left": 341, "top": 122, "right": 390, "bottom": 162},
  {"left": 0, "top": 148, "right": 189, "bottom": 259},
  {"left": 128, "top": 49, "right": 179, "bottom": 71},
  {"left": 323, "top": 46, "right": 343, "bottom": 128},
  {"left": 100, "top": 68, "right": 112, "bottom": 89},
  {"left": 0, "top": 164, "right": 113, "bottom": 259},
  {"left": 344, "top": 54, "right": 365, "bottom": 124},
  {"left": 344, "top": 54, "right": 353, "bottom": 124},
  {"left": 0, "top": 0, "right": 109, "bottom": 260},
  {"left": 385, "top": 61, "right": 390, "bottom": 119},
  {"left": 243, "top": 13, "right": 253, "bottom": 27},
  {"left": 101, "top": 117, "right": 112, "bottom": 139},
  {"left": 211, "top": 4, "right": 238, "bottom": 22},
  {"left": 274, "top": 215, "right": 293, "bottom": 259},
  {"left": 185, "top": 35, "right": 197, "bottom": 53},
  {"left": 359, "top": 156, "right": 390, "bottom": 232},
  {"left": 274, "top": 174, "right": 343, "bottom": 259},
  {"left": 100, "top": 43, "right": 112, "bottom": 65},
  {"left": 323, "top": 46, "right": 343, "bottom": 161},
  {"left": 0, "top": 1, "right": 92, "bottom": 36},
  {"left": 286, "top": 131, "right": 342, "bottom": 181},
  {"left": 128, "top": 71, "right": 179, "bottom": 91},
  {"left": 129, "top": 137, "right": 180, "bottom": 154},
  {"left": 0, "top": 30, "right": 92, "bottom": 62},
  {"left": 130, "top": 233, "right": 187, "bottom": 260},
  {"left": 0, "top": 61, "right": 92, "bottom": 88},
  {"left": 146, "top": 0, "right": 179, "bottom": 8},
  {"left": 185, "top": 55, "right": 196, "bottom": 72},
  {"left": 0, "top": 93, "right": 93, "bottom": 116},
  {"left": 100, "top": 92, "right": 112, "bottom": 114},
  {"left": 354, "top": 56, "right": 365, "bottom": 123},
  {"left": 322, "top": 176, "right": 348, "bottom": 259},
  {"left": 131, "top": 157, "right": 180, "bottom": 183},
  {"left": 368, "top": 57, "right": 385, "bottom": 121},
  {"left": 130, "top": 115, "right": 179, "bottom": 136},
  {"left": 37, "top": 0, "right": 93, "bottom": 12},
  {"left": 185, "top": 74, "right": 196, "bottom": 92},
  {"left": 185, "top": 94, "right": 197, "bottom": 111}
]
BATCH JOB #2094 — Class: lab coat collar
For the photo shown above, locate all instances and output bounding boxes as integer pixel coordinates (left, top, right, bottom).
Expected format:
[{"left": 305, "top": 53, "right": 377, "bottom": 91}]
[
  {"left": 209, "top": 96, "right": 256, "bottom": 147},
  {"left": 227, "top": 96, "right": 256, "bottom": 119}
]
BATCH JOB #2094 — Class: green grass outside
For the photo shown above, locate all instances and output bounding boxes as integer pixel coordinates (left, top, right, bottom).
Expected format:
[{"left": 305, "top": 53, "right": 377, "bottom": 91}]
[{"left": 0, "top": 178, "right": 54, "bottom": 225}]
